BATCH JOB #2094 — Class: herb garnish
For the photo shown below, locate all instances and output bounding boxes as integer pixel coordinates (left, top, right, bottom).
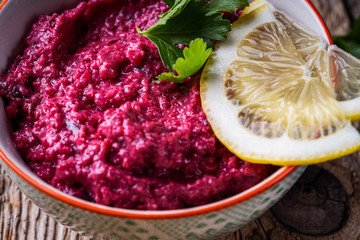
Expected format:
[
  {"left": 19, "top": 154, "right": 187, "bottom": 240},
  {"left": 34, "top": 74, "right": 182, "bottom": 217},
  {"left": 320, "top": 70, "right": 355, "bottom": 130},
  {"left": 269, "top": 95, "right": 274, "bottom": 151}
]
[
  {"left": 137, "top": 0, "right": 248, "bottom": 82},
  {"left": 157, "top": 38, "right": 212, "bottom": 82}
]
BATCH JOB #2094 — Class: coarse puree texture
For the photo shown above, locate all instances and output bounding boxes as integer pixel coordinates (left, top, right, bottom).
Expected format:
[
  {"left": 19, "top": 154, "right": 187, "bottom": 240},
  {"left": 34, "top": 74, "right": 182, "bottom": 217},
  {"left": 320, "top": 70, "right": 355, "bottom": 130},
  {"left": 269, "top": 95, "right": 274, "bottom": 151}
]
[{"left": 0, "top": 0, "right": 275, "bottom": 210}]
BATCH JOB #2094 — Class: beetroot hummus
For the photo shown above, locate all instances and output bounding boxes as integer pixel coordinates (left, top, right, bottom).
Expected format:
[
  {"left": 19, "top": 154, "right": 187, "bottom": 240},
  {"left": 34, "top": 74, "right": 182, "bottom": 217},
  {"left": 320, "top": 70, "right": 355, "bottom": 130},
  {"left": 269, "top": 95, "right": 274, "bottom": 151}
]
[{"left": 0, "top": 0, "right": 275, "bottom": 210}]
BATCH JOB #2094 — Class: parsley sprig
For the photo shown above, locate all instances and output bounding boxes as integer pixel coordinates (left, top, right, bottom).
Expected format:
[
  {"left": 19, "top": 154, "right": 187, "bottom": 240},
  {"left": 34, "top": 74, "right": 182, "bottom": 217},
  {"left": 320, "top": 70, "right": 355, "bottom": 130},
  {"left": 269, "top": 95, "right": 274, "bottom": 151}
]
[
  {"left": 157, "top": 38, "right": 212, "bottom": 83},
  {"left": 137, "top": 0, "right": 248, "bottom": 82}
]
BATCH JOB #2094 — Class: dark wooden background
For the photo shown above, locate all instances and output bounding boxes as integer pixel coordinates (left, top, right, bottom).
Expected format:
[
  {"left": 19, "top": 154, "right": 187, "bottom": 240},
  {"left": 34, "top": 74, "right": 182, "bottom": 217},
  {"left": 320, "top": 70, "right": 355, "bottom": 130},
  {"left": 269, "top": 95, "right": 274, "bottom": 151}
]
[{"left": 1, "top": 0, "right": 360, "bottom": 239}]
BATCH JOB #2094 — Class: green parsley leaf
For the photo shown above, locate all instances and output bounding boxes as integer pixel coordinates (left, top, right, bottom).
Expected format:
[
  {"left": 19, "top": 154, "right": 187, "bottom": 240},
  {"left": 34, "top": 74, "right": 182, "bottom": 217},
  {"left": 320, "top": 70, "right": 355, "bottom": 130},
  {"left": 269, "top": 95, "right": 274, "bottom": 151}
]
[
  {"left": 144, "top": 35, "right": 184, "bottom": 72},
  {"left": 138, "top": 0, "right": 230, "bottom": 70},
  {"left": 138, "top": 0, "right": 248, "bottom": 82},
  {"left": 208, "top": 0, "right": 249, "bottom": 15},
  {"left": 157, "top": 38, "right": 212, "bottom": 82},
  {"left": 333, "top": 16, "right": 360, "bottom": 59}
]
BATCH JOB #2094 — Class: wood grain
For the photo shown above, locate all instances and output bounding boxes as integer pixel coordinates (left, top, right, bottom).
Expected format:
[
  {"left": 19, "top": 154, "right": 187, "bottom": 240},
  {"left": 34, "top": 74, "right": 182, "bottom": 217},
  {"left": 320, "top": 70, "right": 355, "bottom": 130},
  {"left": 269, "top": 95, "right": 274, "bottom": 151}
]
[
  {"left": 311, "top": 0, "right": 351, "bottom": 35},
  {"left": 0, "top": 0, "right": 359, "bottom": 239},
  {"left": 345, "top": 0, "right": 360, "bottom": 21},
  {"left": 271, "top": 166, "right": 350, "bottom": 236},
  {"left": 0, "top": 167, "right": 92, "bottom": 240},
  {"left": 244, "top": 154, "right": 360, "bottom": 240}
]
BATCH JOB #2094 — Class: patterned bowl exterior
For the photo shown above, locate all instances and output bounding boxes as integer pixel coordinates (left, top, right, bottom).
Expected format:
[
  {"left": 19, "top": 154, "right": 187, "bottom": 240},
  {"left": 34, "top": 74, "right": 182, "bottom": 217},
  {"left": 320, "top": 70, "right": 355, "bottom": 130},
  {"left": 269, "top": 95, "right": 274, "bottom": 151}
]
[{"left": 0, "top": 159, "right": 306, "bottom": 239}]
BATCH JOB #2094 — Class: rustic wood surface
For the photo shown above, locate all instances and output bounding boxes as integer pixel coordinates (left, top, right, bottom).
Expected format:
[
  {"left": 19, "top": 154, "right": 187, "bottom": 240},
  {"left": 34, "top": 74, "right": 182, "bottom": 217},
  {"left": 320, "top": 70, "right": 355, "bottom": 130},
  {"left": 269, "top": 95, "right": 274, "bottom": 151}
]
[
  {"left": 1, "top": 0, "right": 360, "bottom": 239},
  {"left": 346, "top": 0, "right": 360, "bottom": 21}
]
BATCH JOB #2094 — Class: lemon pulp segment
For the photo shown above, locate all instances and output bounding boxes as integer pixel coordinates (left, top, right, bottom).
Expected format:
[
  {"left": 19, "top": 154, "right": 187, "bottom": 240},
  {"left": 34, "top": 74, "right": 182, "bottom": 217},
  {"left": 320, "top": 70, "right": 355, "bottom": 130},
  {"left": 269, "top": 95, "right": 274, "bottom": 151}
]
[
  {"left": 329, "top": 45, "right": 360, "bottom": 121},
  {"left": 200, "top": 0, "right": 360, "bottom": 165},
  {"left": 273, "top": 8, "right": 360, "bottom": 121},
  {"left": 274, "top": 11, "right": 326, "bottom": 61}
]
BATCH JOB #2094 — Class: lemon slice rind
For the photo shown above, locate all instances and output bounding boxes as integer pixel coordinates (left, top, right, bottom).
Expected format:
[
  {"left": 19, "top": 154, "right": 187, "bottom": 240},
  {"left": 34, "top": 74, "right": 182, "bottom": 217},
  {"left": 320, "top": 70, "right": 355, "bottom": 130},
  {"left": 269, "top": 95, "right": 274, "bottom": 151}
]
[
  {"left": 329, "top": 45, "right": 360, "bottom": 121},
  {"left": 241, "top": 0, "right": 269, "bottom": 17},
  {"left": 202, "top": 57, "right": 360, "bottom": 165},
  {"left": 200, "top": 1, "right": 360, "bottom": 166},
  {"left": 338, "top": 99, "right": 360, "bottom": 121}
]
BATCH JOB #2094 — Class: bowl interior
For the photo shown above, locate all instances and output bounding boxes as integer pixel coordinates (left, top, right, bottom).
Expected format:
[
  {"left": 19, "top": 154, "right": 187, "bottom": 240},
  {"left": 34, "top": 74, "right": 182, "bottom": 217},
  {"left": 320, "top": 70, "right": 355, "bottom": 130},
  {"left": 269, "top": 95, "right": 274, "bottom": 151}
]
[{"left": 0, "top": 0, "right": 330, "bottom": 217}]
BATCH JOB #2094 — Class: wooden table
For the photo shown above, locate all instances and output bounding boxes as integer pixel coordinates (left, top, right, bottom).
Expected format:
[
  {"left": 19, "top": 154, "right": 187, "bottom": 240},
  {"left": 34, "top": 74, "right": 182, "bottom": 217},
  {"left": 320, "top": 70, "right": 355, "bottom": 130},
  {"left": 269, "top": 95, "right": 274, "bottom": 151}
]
[{"left": 1, "top": 0, "right": 360, "bottom": 239}]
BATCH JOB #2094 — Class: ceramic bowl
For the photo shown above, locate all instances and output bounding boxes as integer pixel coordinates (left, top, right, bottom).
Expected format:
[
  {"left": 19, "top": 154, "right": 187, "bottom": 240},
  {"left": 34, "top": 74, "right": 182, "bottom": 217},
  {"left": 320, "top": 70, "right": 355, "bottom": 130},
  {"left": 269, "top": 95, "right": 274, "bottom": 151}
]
[{"left": 0, "top": 0, "right": 329, "bottom": 239}]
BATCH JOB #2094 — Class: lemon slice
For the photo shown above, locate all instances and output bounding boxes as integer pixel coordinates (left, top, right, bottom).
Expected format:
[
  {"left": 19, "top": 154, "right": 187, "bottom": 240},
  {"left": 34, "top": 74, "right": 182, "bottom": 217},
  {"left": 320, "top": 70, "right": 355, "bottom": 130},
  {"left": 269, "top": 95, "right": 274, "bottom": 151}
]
[
  {"left": 200, "top": 0, "right": 360, "bottom": 165},
  {"left": 329, "top": 45, "right": 360, "bottom": 121},
  {"left": 272, "top": 8, "right": 360, "bottom": 121}
]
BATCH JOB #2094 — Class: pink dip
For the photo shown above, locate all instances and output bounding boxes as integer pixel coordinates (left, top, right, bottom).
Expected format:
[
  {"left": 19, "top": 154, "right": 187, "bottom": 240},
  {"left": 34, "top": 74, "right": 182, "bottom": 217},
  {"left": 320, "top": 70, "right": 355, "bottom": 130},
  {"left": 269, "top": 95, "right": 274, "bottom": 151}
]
[{"left": 0, "top": 0, "right": 274, "bottom": 210}]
